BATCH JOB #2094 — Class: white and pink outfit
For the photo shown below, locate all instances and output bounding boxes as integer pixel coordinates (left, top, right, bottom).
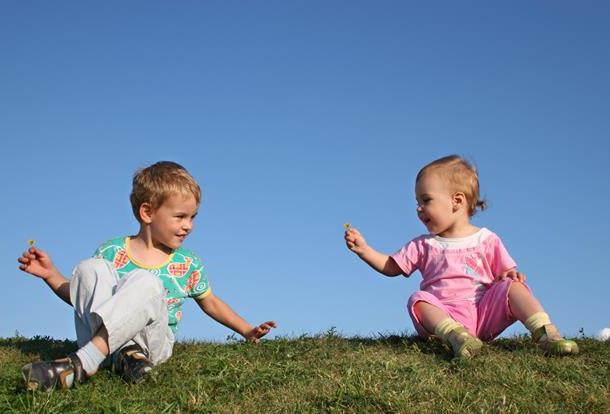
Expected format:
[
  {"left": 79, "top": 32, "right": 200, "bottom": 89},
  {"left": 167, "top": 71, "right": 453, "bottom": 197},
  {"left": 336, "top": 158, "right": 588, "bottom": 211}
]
[{"left": 391, "top": 227, "right": 527, "bottom": 341}]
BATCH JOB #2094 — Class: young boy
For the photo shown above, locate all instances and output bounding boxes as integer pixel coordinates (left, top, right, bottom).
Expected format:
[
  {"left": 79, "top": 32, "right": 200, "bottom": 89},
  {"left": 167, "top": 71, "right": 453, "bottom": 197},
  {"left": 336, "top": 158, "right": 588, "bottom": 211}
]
[{"left": 18, "top": 161, "right": 276, "bottom": 391}]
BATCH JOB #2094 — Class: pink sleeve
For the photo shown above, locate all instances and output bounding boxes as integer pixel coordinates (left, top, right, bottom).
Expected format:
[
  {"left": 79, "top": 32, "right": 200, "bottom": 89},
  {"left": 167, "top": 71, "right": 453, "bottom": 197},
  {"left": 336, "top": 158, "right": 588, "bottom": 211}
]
[
  {"left": 391, "top": 239, "right": 422, "bottom": 277},
  {"left": 487, "top": 235, "right": 517, "bottom": 278}
]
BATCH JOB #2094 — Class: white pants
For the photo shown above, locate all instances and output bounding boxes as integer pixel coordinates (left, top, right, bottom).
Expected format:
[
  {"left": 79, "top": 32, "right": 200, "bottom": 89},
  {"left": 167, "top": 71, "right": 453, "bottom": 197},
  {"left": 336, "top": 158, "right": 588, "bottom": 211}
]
[{"left": 70, "top": 258, "right": 174, "bottom": 366}]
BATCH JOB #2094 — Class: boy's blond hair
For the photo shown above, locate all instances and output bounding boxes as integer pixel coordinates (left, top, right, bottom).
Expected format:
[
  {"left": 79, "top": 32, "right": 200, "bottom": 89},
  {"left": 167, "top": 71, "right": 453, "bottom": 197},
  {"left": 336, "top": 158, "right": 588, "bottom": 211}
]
[
  {"left": 130, "top": 161, "right": 202, "bottom": 222},
  {"left": 416, "top": 155, "right": 486, "bottom": 217}
]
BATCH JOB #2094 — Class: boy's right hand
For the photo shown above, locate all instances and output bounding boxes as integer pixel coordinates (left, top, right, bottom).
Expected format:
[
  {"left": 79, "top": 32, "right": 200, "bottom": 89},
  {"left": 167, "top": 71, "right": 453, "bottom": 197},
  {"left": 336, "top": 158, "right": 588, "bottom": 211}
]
[
  {"left": 17, "top": 247, "right": 58, "bottom": 280},
  {"left": 344, "top": 227, "right": 369, "bottom": 256}
]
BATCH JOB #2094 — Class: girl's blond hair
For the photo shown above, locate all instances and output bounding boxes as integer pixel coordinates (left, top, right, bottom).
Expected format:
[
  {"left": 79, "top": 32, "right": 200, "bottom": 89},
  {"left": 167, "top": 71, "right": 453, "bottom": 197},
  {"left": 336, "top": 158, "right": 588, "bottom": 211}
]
[
  {"left": 130, "top": 161, "right": 201, "bottom": 222},
  {"left": 416, "top": 155, "right": 486, "bottom": 216}
]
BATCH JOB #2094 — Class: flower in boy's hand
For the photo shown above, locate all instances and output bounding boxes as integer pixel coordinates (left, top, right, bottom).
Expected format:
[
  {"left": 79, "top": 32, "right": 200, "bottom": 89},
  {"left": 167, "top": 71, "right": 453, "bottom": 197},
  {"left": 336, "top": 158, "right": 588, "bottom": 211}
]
[
  {"left": 28, "top": 239, "right": 36, "bottom": 247},
  {"left": 344, "top": 223, "right": 351, "bottom": 230}
]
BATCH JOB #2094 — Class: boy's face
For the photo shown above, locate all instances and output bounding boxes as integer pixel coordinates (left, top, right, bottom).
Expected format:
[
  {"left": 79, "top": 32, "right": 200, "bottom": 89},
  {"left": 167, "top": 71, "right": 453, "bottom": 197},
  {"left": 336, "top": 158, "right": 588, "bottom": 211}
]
[{"left": 148, "top": 193, "right": 199, "bottom": 251}]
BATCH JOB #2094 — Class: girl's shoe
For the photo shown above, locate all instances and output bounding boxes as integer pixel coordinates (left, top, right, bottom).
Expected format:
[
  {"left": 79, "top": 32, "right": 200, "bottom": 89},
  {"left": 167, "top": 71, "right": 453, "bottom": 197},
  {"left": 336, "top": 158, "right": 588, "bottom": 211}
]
[
  {"left": 113, "top": 344, "right": 154, "bottom": 384},
  {"left": 447, "top": 327, "right": 483, "bottom": 359},
  {"left": 21, "top": 353, "right": 86, "bottom": 392},
  {"left": 532, "top": 324, "right": 579, "bottom": 355}
]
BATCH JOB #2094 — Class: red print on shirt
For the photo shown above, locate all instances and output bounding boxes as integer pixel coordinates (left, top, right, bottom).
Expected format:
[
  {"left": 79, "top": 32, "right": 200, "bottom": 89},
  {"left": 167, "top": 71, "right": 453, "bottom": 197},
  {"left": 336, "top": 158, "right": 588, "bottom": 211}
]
[
  {"left": 113, "top": 249, "right": 130, "bottom": 269},
  {"left": 168, "top": 257, "right": 192, "bottom": 277}
]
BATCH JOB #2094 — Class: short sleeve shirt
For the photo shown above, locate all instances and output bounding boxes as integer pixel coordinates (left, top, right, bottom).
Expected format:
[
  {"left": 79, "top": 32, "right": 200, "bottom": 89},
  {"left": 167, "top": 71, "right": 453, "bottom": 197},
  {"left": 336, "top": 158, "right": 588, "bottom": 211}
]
[
  {"left": 391, "top": 228, "right": 516, "bottom": 303},
  {"left": 93, "top": 237, "right": 211, "bottom": 333}
]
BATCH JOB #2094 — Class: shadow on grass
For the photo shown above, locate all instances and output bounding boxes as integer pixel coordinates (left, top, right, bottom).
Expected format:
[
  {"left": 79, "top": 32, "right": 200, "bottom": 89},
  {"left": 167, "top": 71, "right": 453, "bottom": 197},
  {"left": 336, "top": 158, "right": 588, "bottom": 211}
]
[
  {"left": 323, "top": 331, "right": 456, "bottom": 361},
  {"left": 488, "top": 336, "right": 533, "bottom": 352}
]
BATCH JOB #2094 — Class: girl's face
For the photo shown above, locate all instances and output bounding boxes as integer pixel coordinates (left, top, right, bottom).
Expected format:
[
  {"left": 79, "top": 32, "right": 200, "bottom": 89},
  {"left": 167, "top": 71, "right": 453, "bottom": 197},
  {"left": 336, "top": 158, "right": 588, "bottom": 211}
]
[
  {"left": 148, "top": 193, "right": 199, "bottom": 251},
  {"left": 415, "top": 172, "right": 458, "bottom": 236}
]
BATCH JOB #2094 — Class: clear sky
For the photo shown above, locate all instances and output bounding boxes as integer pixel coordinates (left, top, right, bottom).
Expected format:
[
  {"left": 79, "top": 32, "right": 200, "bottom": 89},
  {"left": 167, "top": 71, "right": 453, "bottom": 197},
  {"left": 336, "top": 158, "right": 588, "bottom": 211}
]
[{"left": 1, "top": 1, "right": 609, "bottom": 342}]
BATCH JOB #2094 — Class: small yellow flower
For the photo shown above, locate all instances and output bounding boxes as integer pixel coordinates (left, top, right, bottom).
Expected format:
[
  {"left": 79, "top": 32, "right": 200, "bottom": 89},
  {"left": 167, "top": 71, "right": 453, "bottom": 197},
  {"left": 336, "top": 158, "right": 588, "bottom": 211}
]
[
  {"left": 28, "top": 239, "right": 36, "bottom": 247},
  {"left": 343, "top": 223, "right": 351, "bottom": 230}
]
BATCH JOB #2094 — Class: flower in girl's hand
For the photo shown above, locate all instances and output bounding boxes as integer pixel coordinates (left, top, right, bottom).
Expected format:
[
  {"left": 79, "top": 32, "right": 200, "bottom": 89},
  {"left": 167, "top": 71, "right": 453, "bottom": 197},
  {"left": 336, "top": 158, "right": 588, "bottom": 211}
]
[
  {"left": 28, "top": 239, "right": 36, "bottom": 247},
  {"left": 343, "top": 223, "right": 351, "bottom": 230}
]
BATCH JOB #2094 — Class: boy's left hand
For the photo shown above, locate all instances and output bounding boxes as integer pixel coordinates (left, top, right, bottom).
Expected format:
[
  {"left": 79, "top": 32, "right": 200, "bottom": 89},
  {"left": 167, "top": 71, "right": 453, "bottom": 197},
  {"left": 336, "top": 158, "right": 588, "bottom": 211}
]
[
  {"left": 244, "top": 321, "right": 277, "bottom": 343},
  {"left": 498, "top": 268, "right": 526, "bottom": 282}
]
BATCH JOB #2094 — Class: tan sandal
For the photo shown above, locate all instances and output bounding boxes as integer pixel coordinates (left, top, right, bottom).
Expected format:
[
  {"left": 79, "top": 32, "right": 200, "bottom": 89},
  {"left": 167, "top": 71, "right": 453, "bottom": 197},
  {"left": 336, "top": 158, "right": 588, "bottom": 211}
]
[
  {"left": 447, "top": 327, "right": 483, "bottom": 359},
  {"left": 533, "top": 324, "right": 579, "bottom": 355}
]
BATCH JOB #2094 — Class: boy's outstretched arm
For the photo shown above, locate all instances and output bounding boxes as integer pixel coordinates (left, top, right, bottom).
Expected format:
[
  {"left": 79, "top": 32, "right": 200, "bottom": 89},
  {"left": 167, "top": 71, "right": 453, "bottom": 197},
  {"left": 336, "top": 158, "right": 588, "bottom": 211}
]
[
  {"left": 196, "top": 293, "right": 276, "bottom": 343},
  {"left": 344, "top": 227, "right": 402, "bottom": 276},
  {"left": 17, "top": 247, "right": 71, "bottom": 305}
]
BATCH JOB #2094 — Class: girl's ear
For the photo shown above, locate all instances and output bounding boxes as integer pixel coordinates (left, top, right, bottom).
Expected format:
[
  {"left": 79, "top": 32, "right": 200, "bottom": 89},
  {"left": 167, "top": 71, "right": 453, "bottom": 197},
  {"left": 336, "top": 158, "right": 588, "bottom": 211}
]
[
  {"left": 139, "top": 202, "right": 154, "bottom": 224},
  {"left": 452, "top": 192, "right": 466, "bottom": 212}
]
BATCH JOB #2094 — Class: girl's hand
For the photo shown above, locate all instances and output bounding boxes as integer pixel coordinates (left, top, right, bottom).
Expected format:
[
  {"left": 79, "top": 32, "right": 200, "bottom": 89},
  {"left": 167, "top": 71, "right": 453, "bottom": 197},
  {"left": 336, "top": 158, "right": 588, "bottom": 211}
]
[
  {"left": 498, "top": 268, "right": 526, "bottom": 283},
  {"left": 17, "top": 247, "right": 58, "bottom": 280},
  {"left": 244, "top": 321, "right": 277, "bottom": 343},
  {"left": 344, "top": 227, "right": 369, "bottom": 256}
]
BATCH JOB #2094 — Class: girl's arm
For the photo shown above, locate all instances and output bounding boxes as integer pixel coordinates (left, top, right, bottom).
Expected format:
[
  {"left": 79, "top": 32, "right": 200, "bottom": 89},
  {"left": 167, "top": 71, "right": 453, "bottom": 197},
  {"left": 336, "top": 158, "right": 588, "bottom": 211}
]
[
  {"left": 17, "top": 247, "right": 71, "bottom": 305},
  {"left": 196, "top": 292, "right": 276, "bottom": 342},
  {"left": 344, "top": 227, "right": 402, "bottom": 276},
  {"left": 497, "top": 267, "right": 526, "bottom": 282}
]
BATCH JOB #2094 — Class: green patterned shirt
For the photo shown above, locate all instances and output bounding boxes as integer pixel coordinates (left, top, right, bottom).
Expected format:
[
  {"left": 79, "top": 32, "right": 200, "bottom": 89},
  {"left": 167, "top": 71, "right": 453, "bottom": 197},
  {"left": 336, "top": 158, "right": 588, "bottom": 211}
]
[{"left": 93, "top": 237, "right": 211, "bottom": 333}]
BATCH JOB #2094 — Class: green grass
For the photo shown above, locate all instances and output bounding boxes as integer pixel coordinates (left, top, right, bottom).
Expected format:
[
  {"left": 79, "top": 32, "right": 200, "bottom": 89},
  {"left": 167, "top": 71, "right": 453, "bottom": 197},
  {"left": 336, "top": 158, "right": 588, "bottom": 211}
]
[{"left": 1, "top": 331, "right": 608, "bottom": 413}]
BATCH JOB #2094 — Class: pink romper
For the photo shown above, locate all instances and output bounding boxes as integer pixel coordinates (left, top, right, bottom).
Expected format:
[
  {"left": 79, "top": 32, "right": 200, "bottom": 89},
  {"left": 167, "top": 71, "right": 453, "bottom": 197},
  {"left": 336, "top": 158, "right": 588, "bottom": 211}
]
[{"left": 391, "top": 228, "right": 526, "bottom": 341}]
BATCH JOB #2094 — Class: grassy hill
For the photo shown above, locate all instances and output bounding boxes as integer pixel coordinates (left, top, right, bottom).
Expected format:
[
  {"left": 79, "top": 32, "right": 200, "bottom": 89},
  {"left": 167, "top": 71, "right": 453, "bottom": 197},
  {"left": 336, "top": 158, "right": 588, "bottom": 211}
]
[{"left": 1, "top": 332, "right": 608, "bottom": 413}]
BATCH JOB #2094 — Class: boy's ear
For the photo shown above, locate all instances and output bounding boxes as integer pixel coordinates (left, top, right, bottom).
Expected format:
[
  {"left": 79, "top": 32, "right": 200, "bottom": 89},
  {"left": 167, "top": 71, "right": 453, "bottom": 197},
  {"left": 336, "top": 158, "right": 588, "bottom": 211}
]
[
  {"left": 139, "top": 202, "right": 154, "bottom": 224},
  {"left": 452, "top": 192, "right": 466, "bottom": 212}
]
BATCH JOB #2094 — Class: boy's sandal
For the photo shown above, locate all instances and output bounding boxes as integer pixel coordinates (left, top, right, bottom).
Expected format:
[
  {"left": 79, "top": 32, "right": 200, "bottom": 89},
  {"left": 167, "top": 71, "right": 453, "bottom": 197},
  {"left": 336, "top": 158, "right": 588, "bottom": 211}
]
[
  {"left": 533, "top": 324, "right": 579, "bottom": 355},
  {"left": 447, "top": 327, "right": 483, "bottom": 359},
  {"left": 113, "top": 344, "right": 154, "bottom": 384},
  {"left": 22, "top": 353, "right": 87, "bottom": 392}
]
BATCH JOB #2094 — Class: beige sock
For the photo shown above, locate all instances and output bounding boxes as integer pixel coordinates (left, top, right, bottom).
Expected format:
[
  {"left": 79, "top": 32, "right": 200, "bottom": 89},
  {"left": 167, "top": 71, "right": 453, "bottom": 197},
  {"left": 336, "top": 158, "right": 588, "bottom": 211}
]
[
  {"left": 524, "top": 312, "right": 551, "bottom": 333},
  {"left": 434, "top": 317, "right": 463, "bottom": 341}
]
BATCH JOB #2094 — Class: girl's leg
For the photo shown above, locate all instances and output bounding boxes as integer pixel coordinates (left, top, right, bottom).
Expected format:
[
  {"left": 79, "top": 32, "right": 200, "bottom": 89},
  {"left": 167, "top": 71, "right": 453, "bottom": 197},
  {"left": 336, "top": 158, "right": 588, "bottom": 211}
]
[
  {"left": 409, "top": 292, "right": 482, "bottom": 358},
  {"left": 507, "top": 281, "right": 544, "bottom": 322},
  {"left": 413, "top": 301, "right": 450, "bottom": 333},
  {"left": 508, "top": 281, "right": 578, "bottom": 355}
]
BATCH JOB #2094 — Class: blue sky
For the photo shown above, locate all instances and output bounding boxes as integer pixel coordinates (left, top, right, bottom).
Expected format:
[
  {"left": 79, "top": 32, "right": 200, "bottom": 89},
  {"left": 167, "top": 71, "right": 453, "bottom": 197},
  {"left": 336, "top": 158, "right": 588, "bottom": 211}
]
[{"left": 1, "top": 1, "right": 609, "bottom": 342}]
